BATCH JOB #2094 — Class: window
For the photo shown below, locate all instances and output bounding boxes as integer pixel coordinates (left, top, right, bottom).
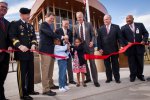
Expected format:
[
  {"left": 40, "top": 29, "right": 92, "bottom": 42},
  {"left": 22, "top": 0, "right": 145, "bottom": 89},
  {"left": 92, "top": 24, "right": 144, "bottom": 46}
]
[
  {"left": 38, "top": 12, "right": 43, "bottom": 26},
  {"left": 60, "top": 9, "right": 67, "bottom": 18}
]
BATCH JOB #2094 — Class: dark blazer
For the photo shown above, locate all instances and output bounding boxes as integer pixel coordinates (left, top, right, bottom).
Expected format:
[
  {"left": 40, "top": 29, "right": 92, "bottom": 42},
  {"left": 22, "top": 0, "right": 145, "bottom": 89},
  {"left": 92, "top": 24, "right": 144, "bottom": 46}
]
[
  {"left": 9, "top": 20, "right": 37, "bottom": 60},
  {"left": 74, "top": 22, "right": 95, "bottom": 52},
  {"left": 55, "top": 28, "right": 73, "bottom": 45},
  {"left": 0, "top": 18, "right": 10, "bottom": 61},
  {"left": 97, "top": 24, "right": 124, "bottom": 55},
  {"left": 39, "top": 22, "right": 61, "bottom": 54},
  {"left": 71, "top": 43, "right": 87, "bottom": 66},
  {"left": 121, "top": 23, "right": 149, "bottom": 55}
]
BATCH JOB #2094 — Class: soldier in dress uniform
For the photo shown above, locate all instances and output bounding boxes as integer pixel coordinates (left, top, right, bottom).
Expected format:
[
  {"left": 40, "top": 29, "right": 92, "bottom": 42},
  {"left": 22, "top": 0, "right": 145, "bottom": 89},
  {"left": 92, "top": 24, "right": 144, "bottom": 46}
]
[{"left": 9, "top": 8, "right": 39, "bottom": 100}]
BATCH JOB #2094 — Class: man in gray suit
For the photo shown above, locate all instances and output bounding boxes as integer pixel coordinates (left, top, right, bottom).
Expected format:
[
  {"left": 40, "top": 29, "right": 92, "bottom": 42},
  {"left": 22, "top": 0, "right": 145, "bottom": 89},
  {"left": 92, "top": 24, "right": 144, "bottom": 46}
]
[{"left": 74, "top": 12, "right": 100, "bottom": 87}]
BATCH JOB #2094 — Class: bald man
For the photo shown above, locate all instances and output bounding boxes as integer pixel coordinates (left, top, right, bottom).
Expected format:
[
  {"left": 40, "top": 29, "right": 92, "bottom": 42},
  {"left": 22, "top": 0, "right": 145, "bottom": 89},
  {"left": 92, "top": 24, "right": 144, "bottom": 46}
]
[
  {"left": 97, "top": 15, "right": 124, "bottom": 83},
  {"left": 121, "top": 15, "right": 149, "bottom": 82}
]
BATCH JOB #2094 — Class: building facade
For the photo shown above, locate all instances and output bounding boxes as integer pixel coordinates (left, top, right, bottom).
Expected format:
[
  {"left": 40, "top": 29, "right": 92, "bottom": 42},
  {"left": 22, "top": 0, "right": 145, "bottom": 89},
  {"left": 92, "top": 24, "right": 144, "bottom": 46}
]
[{"left": 30, "top": 0, "right": 108, "bottom": 32}]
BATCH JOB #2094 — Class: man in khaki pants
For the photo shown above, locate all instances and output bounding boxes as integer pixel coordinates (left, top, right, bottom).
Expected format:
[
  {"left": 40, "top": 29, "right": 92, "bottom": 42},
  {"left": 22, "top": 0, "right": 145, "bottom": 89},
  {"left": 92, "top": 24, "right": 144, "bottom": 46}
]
[{"left": 39, "top": 12, "right": 68, "bottom": 96}]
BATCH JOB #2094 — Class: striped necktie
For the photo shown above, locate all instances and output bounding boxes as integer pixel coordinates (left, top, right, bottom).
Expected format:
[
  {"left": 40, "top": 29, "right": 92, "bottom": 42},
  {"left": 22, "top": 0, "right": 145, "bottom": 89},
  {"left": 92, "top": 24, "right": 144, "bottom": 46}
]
[{"left": 80, "top": 24, "right": 84, "bottom": 40}]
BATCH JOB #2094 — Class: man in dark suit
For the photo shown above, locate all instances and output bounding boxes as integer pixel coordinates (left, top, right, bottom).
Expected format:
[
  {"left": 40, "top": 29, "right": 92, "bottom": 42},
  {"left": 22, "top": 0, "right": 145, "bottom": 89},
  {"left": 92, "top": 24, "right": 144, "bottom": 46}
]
[
  {"left": 9, "top": 8, "right": 39, "bottom": 100},
  {"left": 97, "top": 15, "right": 124, "bottom": 83},
  {"left": 121, "top": 15, "right": 149, "bottom": 82},
  {"left": 74, "top": 12, "right": 100, "bottom": 87},
  {"left": 0, "top": 2, "right": 12, "bottom": 100},
  {"left": 39, "top": 12, "right": 68, "bottom": 96},
  {"left": 55, "top": 18, "right": 76, "bottom": 85}
]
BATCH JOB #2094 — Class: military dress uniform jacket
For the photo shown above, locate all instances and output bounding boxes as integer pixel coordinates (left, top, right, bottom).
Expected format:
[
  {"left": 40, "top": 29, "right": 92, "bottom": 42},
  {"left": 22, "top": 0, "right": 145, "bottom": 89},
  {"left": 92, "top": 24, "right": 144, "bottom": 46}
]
[{"left": 9, "top": 20, "right": 37, "bottom": 60}]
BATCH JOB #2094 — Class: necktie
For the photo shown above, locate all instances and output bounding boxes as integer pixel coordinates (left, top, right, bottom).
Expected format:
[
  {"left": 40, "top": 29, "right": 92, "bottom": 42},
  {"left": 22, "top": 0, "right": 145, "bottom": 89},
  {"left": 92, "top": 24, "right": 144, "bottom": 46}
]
[
  {"left": 25, "top": 22, "right": 28, "bottom": 28},
  {"left": 106, "top": 25, "right": 109, "bottom": 34},
  {"left": 0, "top": 18, "right": 5, "bottom": 32},
  {"left": 80, "top": 24, "right": 84, "bottom": 40}
]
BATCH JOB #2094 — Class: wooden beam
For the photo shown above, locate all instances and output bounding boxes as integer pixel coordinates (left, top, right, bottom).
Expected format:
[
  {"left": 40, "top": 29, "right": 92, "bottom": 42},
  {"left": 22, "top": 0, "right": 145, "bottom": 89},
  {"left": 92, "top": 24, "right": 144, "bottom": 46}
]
[
  {"left": 46, "top": 6, "right": 50, "bottom": 13},
  {"left": 71, "top": 1, "right": 75, "bottom": 33},
  {"left": 93, "top": 15, "right": 96, "bottom": 29},
  {"left": 42, "top": 7, "right": 45, "bottom": 21},
  {"left": 36, "top": 16, "right": 39, "bottom": 31},
  {"left": 53, "top": 1, "right": 56, "bottom": 31}
]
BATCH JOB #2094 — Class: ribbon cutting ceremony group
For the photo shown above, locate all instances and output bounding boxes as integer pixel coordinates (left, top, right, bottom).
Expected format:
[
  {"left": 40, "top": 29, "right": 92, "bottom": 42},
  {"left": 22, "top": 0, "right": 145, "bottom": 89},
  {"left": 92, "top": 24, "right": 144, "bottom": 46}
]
[{"left": 0, "top": 1, "right": 150, "bottom": 100}]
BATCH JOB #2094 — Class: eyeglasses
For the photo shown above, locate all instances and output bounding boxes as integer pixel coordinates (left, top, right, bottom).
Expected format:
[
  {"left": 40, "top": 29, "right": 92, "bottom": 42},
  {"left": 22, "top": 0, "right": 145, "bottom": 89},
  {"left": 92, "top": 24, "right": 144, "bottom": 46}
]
[{"left": 0, "top": 5, "right": 8, "bottom": 10}]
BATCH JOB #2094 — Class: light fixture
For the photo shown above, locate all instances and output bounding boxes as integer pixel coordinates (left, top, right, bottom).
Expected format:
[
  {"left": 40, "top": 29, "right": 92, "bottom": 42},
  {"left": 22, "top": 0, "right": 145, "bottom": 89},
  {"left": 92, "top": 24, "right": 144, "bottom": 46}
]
[{"left": 65, "top": 1, "right": 69, "bottom": 4}]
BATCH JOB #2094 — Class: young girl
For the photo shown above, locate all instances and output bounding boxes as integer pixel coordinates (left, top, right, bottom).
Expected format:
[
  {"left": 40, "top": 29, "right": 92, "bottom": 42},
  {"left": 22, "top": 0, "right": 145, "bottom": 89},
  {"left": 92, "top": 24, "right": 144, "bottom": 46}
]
[{"left": 72, "top": 38, "right": 87, "bottom": 87}]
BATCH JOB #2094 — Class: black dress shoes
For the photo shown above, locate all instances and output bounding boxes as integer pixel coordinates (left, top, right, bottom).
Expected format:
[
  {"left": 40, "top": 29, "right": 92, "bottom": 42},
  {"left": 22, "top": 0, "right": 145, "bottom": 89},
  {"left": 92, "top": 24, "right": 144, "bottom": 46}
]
[
  {"left": 43, "top": 90, "right": 56, "bottom": 96},
  {"left": 94, "top": 82, "right": 100, "bottom": 87},
  {"left": 138, "top": 77, "right": 145, "bottom": 81},
  {"left": 28, "top": 91, "right": 39, "bottom": 95},
  {"left": 69, "top": 81, "right": 76, "bottom": 84},
  {"left": 50, "top": 85, "right": 59, "bottom": 89},
  {"left": 115, "top": 80, "right": 121, "bottom": 83},
  {"left": 130, "top": 78, "right": 135, "bottom": 82},
  {"left": 105, "top": 79, "right": 112, "bottom": 83},
  {"left": 84, "top": 79, "right": 91, "bottom": 83},
  {"left": 20, "top": 95, "right": 33, "bottom": 100}
]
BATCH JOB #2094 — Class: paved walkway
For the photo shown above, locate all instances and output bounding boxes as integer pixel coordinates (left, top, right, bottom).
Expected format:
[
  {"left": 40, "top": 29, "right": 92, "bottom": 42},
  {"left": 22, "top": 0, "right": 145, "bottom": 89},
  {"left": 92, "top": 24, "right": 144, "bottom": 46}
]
[{"left": 4, "top": 63, "right": 150, "bottom": 100}]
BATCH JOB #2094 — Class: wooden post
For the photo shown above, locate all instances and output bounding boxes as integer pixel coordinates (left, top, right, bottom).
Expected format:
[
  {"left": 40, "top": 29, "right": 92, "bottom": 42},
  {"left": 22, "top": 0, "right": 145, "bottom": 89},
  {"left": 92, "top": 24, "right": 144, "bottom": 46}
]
[
  {"left": 98, "top": 18, "right": 100, "bottom": 28},
  {"left": 93, "top": 15, "right": 96, "bottom": 29},
  {"left": 46, "top": 6, "right": 49, "bottom": 13},
  {"left": 71, "top": 4, "right": 75, "bottom": 33},
  {"left": 35, "top": 17, "right": 39, "bottom": 31}
]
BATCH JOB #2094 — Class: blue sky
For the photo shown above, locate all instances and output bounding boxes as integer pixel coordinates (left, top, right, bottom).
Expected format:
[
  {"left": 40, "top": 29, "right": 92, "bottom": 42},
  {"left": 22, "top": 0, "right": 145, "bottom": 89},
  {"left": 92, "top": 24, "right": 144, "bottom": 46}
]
[
  {"left": 2, "top": 0, "right": 150, "bottom": 33},
  {"left": 100, "top": 0, "right": 150, "bottom": 24}
]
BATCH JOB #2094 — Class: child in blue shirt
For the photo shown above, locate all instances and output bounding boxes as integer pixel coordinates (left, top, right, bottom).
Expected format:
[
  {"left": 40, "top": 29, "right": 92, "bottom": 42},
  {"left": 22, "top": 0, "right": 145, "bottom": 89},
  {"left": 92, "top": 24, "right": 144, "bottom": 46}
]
[{"left": 54, "top": 38, "right": 70, "bottom": 92}]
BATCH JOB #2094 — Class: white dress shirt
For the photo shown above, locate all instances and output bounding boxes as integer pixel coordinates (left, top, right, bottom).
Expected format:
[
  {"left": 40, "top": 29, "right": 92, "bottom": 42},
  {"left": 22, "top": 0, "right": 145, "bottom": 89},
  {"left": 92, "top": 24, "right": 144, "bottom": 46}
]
[
  {"left": 129, "top": 23, "right": 135, "bottom": 33},
  {"left": 62, "top": 27, "right": 67, "bottom": 35},
  {"left": 106, "top": 24, "right": 111, "bottom": 34}
]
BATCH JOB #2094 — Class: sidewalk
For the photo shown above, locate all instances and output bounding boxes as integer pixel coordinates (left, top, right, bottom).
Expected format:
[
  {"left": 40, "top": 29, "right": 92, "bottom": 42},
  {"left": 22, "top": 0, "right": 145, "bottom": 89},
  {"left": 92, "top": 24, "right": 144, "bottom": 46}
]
[{"left": 5, "top": 63, "right": 150, "bottom": 100}]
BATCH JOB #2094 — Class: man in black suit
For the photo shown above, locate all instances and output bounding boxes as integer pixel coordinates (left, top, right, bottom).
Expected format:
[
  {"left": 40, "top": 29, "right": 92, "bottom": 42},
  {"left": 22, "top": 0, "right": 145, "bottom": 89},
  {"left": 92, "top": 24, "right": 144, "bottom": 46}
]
[
  {"left": 39, "top": 12, "right": 68, "bottom": 96},
  {"left": 121, "top": 15, "right": 149, "bottom": 82},
  {"left": 74, "top": 12, "right": 100, "bottom": 87},
  {"left": 0, "top": 2, "right": 12, "bottom": 100},
  {"left": 55, "top": 18, "right": 76, "bottom": 85},
  {"left": 97, "top": 15, "right": 124, "bottom": 83}
]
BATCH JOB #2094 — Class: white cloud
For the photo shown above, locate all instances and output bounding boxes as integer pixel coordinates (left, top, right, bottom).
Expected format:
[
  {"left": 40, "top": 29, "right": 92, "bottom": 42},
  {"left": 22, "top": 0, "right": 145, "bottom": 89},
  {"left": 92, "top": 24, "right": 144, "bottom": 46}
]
[
  {"left": 135, "top": 14, "right": 150, "bottom": 34},
  {"left": 5, "top": 0, "right": 36, "bottom": 17}
]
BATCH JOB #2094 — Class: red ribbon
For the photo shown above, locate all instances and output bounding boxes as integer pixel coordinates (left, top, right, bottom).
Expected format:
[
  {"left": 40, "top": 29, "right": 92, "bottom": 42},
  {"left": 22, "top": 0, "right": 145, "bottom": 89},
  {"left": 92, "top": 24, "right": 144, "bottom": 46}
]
[
  {"left": 84, "top": 42, "right": 144, "bottom": 60},
  {"left": 0, "top": 42, "right": 147, "bottom": 60},
  {"left": 0, "top": 49, "right": 67, "bottom": 59}
]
